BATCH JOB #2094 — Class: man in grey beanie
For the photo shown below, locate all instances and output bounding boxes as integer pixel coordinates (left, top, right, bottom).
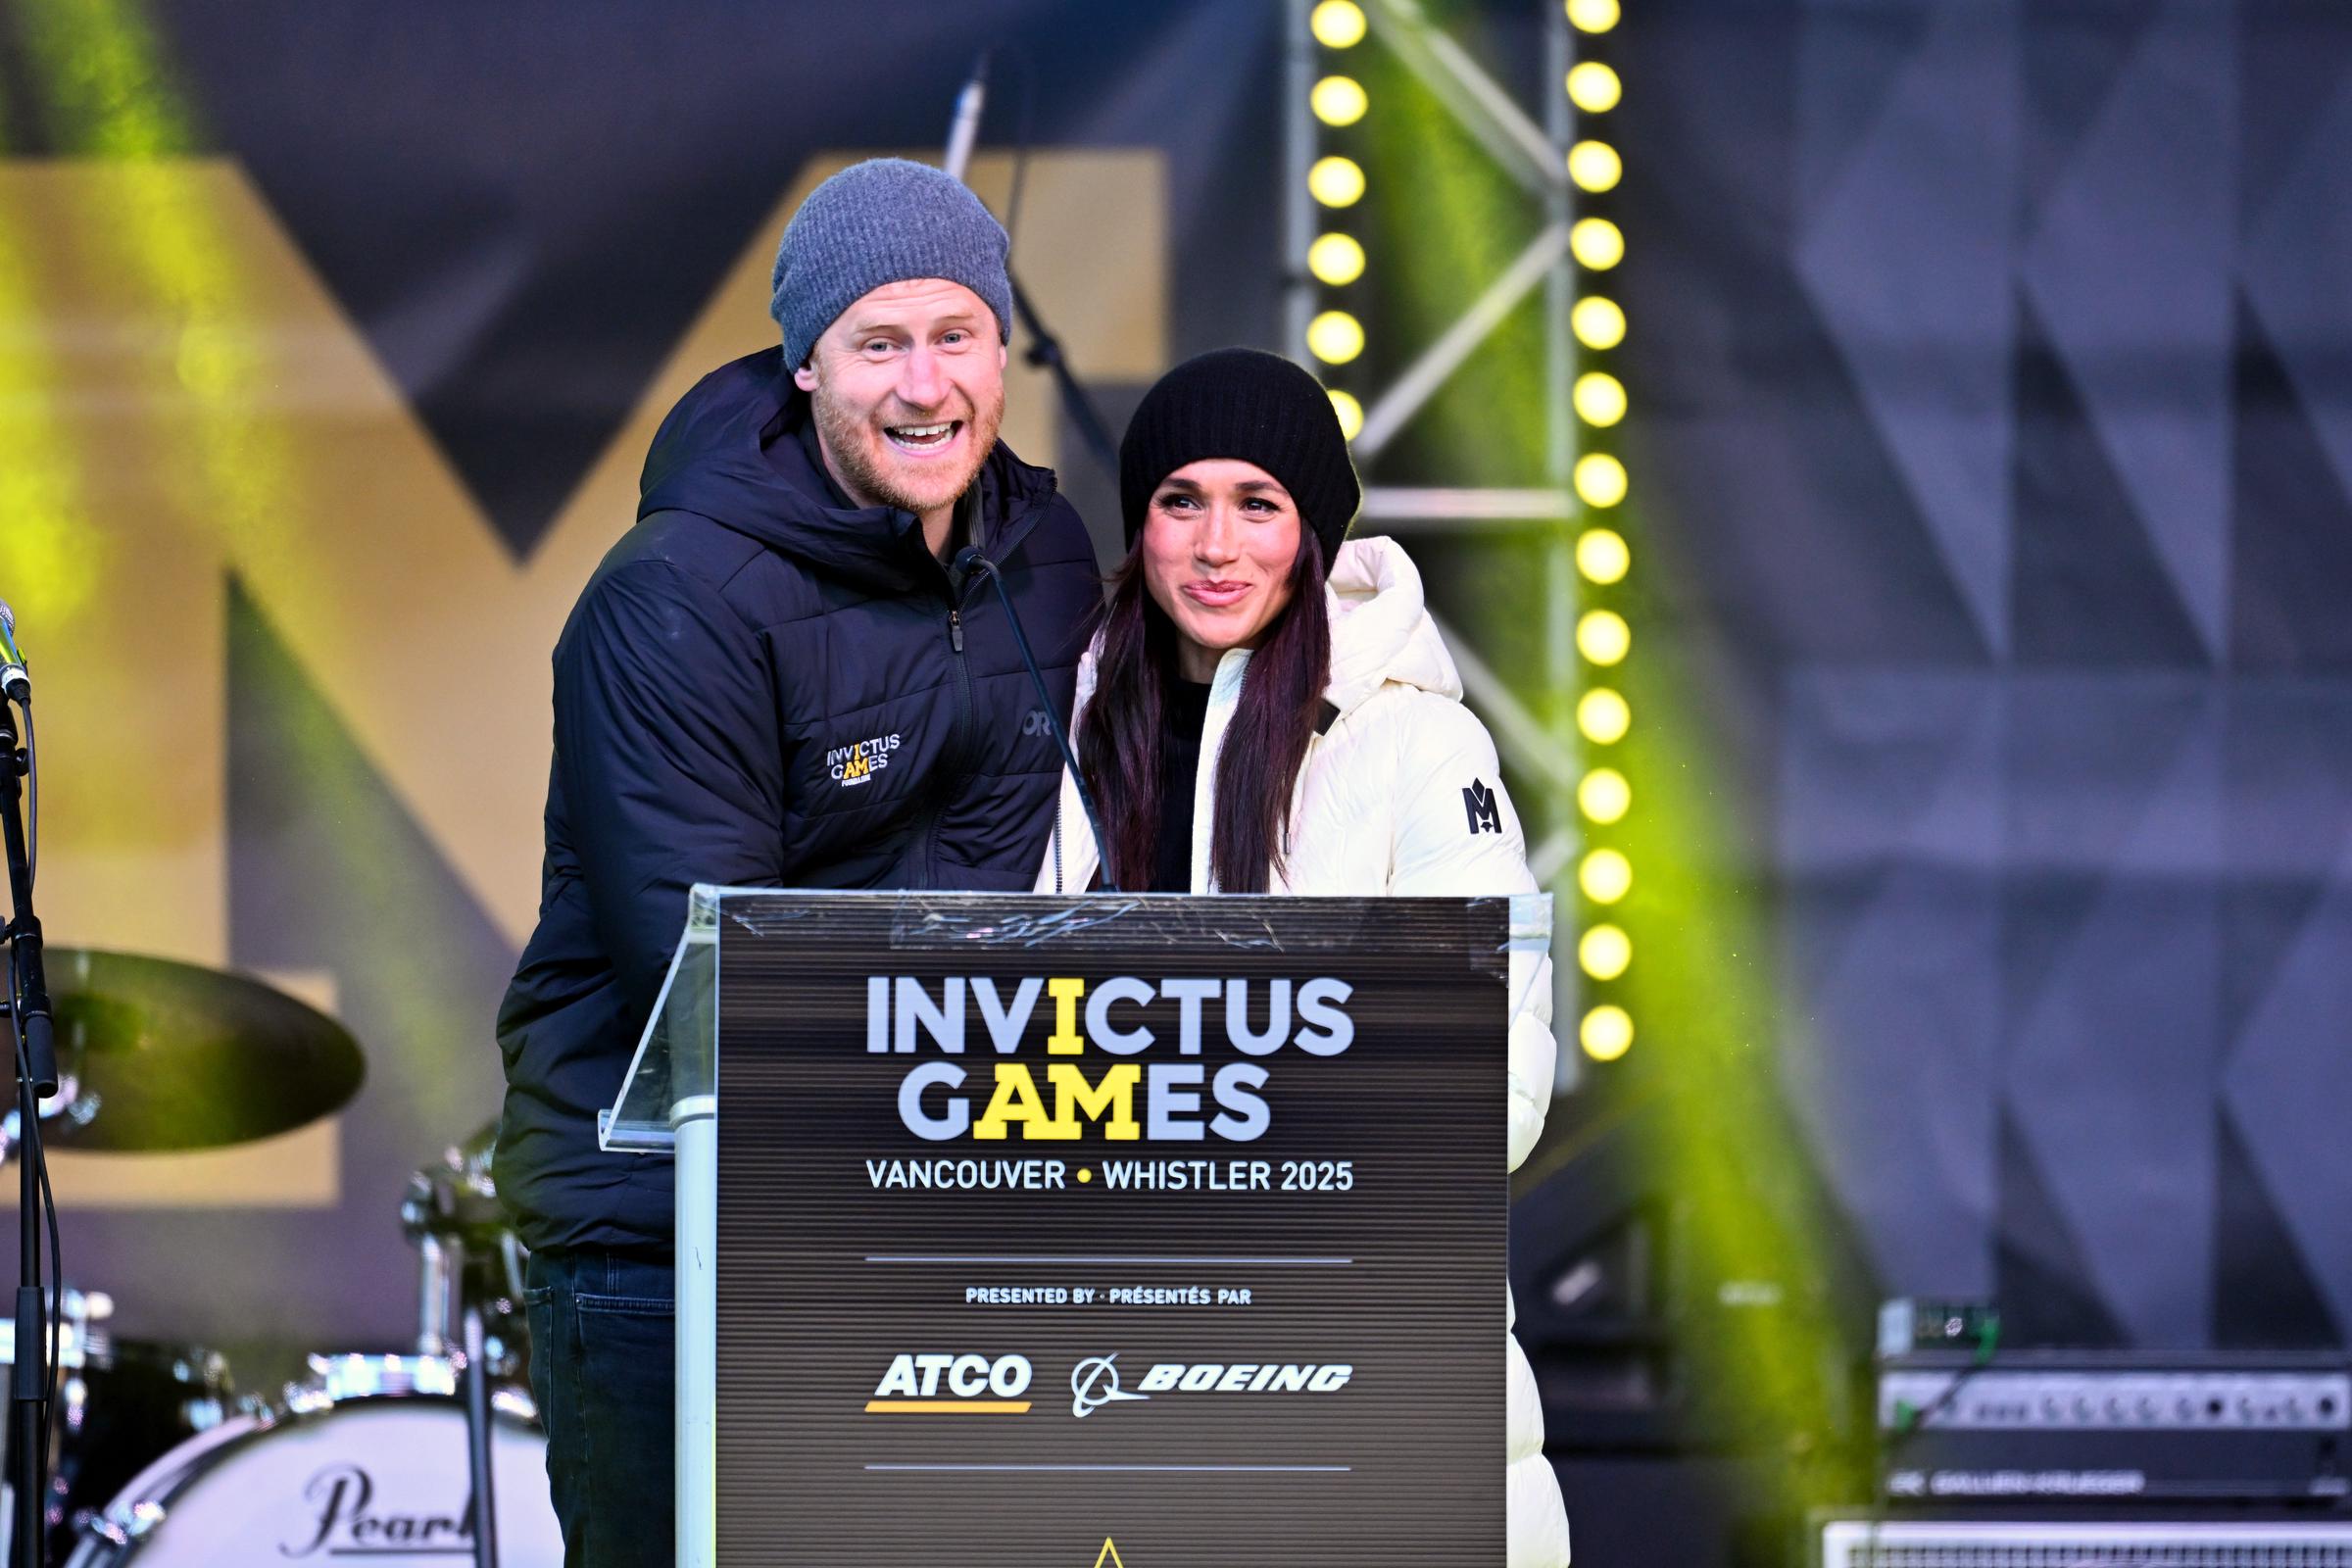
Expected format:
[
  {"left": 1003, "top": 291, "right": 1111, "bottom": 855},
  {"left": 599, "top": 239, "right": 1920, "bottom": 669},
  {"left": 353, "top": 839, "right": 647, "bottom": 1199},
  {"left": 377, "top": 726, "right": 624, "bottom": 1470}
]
[{"left": 498, "top": 156, "right": 1098, "bottom": 1564}]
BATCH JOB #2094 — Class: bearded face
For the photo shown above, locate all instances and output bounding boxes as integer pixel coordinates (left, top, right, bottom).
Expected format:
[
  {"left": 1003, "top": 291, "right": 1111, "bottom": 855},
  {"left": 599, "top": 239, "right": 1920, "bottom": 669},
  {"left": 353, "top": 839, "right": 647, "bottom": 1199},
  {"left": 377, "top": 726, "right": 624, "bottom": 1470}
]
[{"left": 795, "top": 278, "right": 1006, "bottom": 524}]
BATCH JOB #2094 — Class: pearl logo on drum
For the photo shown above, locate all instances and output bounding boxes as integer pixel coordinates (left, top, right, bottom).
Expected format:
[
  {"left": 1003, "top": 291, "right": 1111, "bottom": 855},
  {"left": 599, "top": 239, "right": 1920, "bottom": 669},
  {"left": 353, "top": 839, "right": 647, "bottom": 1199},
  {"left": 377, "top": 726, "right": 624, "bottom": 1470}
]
[{"left": 281, "top": 1463, "right": 474, "bottom": 1556}]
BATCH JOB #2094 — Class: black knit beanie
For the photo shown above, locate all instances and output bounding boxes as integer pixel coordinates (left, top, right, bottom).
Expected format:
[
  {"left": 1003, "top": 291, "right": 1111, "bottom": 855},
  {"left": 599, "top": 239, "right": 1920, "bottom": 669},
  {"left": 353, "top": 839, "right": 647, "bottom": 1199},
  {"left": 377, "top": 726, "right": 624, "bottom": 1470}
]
[{"left": 1119, "top": 348, "right": 1361, "bottom": 563}]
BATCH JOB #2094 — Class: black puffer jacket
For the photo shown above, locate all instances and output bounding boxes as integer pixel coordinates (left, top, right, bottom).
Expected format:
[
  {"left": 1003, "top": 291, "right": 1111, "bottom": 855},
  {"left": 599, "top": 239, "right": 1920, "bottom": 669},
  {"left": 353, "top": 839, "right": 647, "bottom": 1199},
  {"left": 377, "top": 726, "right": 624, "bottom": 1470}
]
[{"left": 496, "top": 347, "right": 1099, "bottom": 1253}]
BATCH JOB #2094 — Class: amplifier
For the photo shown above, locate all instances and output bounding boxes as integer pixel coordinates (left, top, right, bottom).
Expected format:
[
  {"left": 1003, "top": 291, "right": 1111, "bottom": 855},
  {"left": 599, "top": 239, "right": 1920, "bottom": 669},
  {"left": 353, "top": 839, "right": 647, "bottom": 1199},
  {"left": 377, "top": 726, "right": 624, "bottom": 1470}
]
[
  {"left": 1819, "top": 1518, "right": 2352, "bottom": 1567},
  {"left": 1877, "top": 1352, "right": 2351, "bottom": 1503}
]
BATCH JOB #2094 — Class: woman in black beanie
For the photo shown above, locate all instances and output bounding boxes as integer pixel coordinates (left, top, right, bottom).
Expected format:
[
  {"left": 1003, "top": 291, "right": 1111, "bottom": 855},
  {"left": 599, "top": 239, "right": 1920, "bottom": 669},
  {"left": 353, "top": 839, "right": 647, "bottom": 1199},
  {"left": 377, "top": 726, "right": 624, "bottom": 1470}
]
[{"left": 1033, "top": 346, "right": 1573, "bottom": 1567}]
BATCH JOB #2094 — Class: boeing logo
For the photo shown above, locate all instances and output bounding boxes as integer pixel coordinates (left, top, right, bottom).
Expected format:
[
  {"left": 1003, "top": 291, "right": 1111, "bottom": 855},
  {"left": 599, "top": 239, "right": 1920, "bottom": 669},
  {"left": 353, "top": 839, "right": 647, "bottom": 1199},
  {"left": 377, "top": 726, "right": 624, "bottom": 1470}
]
[{"left": 1070, "top": 1353, "right": 1151, "bottom": 1418}]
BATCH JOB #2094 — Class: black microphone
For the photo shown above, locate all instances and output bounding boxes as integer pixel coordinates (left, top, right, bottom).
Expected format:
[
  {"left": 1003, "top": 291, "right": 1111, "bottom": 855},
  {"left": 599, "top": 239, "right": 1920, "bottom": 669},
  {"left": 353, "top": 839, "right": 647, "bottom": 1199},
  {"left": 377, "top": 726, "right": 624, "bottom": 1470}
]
[
  {"left": 954, "top": 547, "right": 1120, "bottom": 894},
  {"left": 0, "top": 601, "right": 27, "bottom": 708},
  {"left": 943, "top": 51, "right": 989, "bottom": 184}
]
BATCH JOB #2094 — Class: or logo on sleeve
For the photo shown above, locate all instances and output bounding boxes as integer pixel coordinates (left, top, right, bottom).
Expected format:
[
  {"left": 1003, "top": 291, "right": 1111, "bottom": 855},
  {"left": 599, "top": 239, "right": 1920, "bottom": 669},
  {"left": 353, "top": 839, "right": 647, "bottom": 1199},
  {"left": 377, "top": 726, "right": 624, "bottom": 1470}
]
[{"left": 1463, "top": 779, "right": 1501, "bottom": 835}]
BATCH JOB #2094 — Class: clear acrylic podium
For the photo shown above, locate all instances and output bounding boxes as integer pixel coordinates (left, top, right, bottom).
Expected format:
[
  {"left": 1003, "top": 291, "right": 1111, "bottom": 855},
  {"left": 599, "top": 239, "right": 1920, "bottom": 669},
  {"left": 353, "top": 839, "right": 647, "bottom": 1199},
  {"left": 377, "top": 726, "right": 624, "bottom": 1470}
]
[
  {"left": 601, "top": 884, "right": 719, "bottom": 1566},
  {"left": 603, "top": 882, "right": 1551, "bottom": 1567}
]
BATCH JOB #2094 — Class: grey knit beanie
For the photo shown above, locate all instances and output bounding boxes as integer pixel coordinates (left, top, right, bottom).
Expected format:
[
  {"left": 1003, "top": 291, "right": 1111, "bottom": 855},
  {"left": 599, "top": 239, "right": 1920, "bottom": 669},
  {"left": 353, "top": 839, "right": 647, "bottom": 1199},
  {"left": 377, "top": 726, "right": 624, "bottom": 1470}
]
[{"left": 770, "top": 158, "right": 1013, "bottom": 368}]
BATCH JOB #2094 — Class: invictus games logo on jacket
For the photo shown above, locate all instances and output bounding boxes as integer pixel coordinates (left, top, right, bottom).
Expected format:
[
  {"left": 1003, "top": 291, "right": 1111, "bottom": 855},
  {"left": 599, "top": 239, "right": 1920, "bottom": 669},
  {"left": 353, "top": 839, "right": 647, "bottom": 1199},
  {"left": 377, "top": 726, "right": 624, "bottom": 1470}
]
[{"left": 829, "top": 732, "right": 902, "bottom": 787}]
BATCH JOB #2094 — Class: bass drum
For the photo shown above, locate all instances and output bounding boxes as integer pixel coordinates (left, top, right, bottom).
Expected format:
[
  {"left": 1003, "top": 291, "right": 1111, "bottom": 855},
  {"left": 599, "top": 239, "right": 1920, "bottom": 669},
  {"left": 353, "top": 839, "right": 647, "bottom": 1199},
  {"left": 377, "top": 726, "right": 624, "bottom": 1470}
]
[{"left": 68, "top": 1380, "right": 563, "bottom": 1565}]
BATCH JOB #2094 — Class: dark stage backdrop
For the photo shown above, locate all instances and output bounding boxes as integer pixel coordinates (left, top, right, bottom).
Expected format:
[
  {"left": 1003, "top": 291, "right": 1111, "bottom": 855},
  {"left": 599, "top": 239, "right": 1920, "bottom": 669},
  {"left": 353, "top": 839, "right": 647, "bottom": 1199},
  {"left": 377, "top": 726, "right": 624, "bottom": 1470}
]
[
  {"left": 2, "top": 0, "right": 2346, "bottom": 1392},
  {"left": 0, "top": 0, "right": 1285, "bottom": 1362},
  {"left": 1619, "top": 0, "right": 2352, "bottom": 1351}
]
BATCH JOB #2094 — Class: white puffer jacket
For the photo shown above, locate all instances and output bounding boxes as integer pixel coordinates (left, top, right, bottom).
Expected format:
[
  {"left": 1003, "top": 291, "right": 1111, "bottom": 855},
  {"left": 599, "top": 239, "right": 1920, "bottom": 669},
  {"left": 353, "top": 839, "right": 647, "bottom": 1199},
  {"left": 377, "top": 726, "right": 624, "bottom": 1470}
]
[{"left": 1035, "top": 535, "right": 1571, "bottom": 1567}]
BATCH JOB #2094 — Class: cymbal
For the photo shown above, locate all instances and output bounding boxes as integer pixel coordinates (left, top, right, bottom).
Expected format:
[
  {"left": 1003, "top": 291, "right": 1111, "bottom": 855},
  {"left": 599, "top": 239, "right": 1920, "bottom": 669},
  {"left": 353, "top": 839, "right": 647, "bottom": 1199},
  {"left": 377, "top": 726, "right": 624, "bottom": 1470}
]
[{"left": 18, "top": 949, "right": 365, "bottom": 1152}]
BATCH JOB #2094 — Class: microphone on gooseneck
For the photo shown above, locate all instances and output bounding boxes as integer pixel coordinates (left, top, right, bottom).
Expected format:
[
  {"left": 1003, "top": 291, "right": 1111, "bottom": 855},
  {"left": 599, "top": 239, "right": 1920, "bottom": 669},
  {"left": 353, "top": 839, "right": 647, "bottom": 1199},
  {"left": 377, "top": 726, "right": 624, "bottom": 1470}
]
[
  {"left": 953, "top": 548, "right": 1120, "bottom": 894},
  {"left": 0, "top": 599, "right": 28, "bottom": 707},
  {"left": 943, "top": 51, "right": 990, "bottom": 184}
]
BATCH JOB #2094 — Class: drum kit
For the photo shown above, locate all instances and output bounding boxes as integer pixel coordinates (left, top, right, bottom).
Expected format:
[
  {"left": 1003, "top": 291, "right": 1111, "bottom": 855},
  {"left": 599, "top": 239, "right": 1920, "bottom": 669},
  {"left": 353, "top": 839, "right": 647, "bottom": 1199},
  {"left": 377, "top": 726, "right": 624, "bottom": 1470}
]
[{"left": 9, "top": 951, "right": 563, "bottom": 1565}]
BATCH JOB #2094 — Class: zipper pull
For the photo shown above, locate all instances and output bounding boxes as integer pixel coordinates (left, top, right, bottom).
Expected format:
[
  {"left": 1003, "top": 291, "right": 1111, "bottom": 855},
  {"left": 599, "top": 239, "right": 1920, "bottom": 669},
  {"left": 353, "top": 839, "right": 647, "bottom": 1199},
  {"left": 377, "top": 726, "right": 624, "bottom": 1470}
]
[{"left": 949, "top": 610, "right": 964, "bottom": 653}]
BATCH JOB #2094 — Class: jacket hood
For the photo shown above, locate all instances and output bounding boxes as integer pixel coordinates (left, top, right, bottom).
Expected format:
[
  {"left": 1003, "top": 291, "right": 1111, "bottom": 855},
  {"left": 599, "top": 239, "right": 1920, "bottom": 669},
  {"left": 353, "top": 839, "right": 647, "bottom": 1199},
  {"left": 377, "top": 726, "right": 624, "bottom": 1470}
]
[
  {"left": 636, "top": 346, "right": 1059, "bottom": 595},
  {"left": 1322, "top": 535, "right": 1460, "bottom": 717}
]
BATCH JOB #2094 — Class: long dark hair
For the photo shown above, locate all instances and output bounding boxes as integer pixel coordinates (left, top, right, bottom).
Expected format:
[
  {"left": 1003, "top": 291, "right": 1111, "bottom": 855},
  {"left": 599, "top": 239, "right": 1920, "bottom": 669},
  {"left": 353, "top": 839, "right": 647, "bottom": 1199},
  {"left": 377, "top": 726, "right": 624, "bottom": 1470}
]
[{"left": 1076, "top": 529, "right": 1332, "bottom": 894}]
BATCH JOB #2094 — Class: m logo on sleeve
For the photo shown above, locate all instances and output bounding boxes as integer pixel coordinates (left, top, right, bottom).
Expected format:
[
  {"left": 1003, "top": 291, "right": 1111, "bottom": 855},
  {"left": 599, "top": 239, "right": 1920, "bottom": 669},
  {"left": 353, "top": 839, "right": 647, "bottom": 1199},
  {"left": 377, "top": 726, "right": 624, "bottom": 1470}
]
[{"left": 1462, "top": 779, "right": 1501, "bottom": 835}]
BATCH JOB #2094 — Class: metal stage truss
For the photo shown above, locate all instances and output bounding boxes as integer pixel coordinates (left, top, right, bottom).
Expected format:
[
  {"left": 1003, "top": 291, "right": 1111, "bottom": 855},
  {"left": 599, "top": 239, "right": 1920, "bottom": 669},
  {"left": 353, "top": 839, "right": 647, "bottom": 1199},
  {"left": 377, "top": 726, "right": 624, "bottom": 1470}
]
[{"left": 1285, "top": 0, "right": 1622, "bottom": 1083}]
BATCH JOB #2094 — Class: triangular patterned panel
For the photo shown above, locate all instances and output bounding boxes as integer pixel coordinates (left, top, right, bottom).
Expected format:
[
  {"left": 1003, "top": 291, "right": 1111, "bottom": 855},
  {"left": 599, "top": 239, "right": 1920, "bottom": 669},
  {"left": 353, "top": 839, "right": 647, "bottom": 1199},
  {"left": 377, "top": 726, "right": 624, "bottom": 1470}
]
[
  {"left": 1794, "top": 0, "right": 1936, "bottom": 228},
  {"left": 2001, "top": 689, "right": 2221, "bottom": 1347},
  {"left": 1780, "top": 863, "right": 2001, "bottom": 1300},
  {"left": 1993, "top": 1107, "right": 2128, "bottom": 1347},
  {"left": 2004, "top": 673, "right": 2209, "bottom": 873},
  {"left": 1779, "top": 670, "right": 2003, "bottom": 873},
  {"left": 2219, "top": 680, "right": 2352, "bottom": 1045},
  {"left": 2021, "top": 0, "right": 2163, "bottom": 220},
  {"left": 1998, "top": 871, "right": 2104, "bottom": 1030},
  {"left": 2020, "top": 0, "right": 2235, "bottom": 661},
  {"left": 2229, "top": 296, "right": 2352, "bottom": 672},
  {"left": 2238, "top": 8, "right": 2352, "bottom": 233},
  {"left": 2219, "top": 878, "right": 2329, "bottom": 1058},
  {"left": 2242, "top": 65, "right": 2352, "bottom": 513},
  {"left": 1794, "top": 0, "right": 2020, "bottom": 657},
  {"left": 2211, "top": 1109, "right": 2341, "bottom": 1348},
  {"left": 2219, "top": 849, "right": 2352, "bottom": 1333},
  {"left": 2011, "top": 297, "right": 2211, "bottom": 666}
]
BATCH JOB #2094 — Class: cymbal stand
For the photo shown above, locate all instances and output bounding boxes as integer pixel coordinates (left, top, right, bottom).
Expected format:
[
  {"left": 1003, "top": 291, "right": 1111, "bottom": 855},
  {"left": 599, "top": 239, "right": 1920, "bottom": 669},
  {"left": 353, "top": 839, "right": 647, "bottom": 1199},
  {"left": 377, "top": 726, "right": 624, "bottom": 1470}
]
[
  {"left": 0, "top": 693, "right": 53, "bottom": 1568},
  {"left": 404, "top": 1164, "right": 499, "bottom": 1568}
]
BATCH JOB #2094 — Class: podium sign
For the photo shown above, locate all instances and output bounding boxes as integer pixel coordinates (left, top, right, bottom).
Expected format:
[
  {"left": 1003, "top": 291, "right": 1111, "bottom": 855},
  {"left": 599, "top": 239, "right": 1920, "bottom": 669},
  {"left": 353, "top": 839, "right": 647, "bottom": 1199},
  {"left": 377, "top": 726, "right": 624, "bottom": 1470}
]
[{"left": 613, "top": 889, "right": 1544, "bottom": 1566}]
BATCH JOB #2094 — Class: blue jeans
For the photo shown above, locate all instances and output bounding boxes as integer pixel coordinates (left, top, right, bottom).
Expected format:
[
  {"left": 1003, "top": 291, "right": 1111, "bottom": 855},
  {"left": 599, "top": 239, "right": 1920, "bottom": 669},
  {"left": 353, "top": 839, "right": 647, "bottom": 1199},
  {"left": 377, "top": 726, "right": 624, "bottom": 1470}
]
[{"left": 524, "top": 1248, "right": 674, "bottom": 1566}]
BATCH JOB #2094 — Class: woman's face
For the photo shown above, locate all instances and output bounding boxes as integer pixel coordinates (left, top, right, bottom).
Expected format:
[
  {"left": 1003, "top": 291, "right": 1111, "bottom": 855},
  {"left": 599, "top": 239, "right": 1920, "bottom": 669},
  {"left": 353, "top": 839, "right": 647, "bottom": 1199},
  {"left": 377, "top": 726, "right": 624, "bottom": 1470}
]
[{"left": 1140, "top": 459, "right": 1302, "bottom": 682}]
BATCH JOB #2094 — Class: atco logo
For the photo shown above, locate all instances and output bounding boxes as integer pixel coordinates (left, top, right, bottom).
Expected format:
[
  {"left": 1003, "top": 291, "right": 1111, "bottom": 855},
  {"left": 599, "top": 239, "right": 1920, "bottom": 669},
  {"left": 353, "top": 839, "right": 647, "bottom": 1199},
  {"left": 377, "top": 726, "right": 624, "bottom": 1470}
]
[
  {"left": 867, "top": 1351, "right": 1034, "bottom": 1411},
  {"left": 1068, "top": 1355, "right": 1354, "bottom": 1417},
  {"left": 828, "top": 732, "right": 902, "bottom": 787},
  {"left": 1070, "top": 1353, "right": 1150, "bottom": 1418}
]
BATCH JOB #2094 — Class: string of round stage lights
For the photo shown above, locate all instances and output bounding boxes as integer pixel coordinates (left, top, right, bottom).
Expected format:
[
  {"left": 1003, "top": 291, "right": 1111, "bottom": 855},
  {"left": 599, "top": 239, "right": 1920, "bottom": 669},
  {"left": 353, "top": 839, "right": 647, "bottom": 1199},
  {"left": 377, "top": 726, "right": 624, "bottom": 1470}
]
[
  {"left": 1563, "top": 0, "right": 1638, "bottom": 1067},
  {"left": 1306, "top": 0, "right": 1370, "bottom": 439}
]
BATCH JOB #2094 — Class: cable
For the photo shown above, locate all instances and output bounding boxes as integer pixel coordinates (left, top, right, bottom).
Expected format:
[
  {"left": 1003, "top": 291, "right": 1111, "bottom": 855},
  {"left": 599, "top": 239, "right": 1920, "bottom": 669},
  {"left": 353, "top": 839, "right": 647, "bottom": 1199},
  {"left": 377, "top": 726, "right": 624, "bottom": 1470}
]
[
  {"left": 4, "top": 696, "right": 58, "bottom": 1544},
  {"left": 19, "top": 706, "right": 28, "bottom": 895},
  {"left": 1860, "top": 1316, "right": 1998, "bottom": 1565},
  {"left": 998, "top": 44, "right": 1037, "bottom": 257}
]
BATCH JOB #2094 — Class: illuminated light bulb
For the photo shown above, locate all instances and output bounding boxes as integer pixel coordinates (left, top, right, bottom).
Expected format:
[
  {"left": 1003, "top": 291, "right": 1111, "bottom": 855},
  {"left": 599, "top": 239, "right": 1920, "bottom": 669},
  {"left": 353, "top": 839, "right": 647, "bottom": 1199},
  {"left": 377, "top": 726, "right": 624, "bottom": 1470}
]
[
  {"left": 1576, "top": 528, "right": 1630, "bottom": 584},
  {"left": 1311, "top": 0, "right": 1369, "bottom": 48},
  {"left": 1309, "top": 155, "right": 1366, "bottom": 208},
  {"left": 1574, "top": 371, "right": 1627, "bottom": 427},
  {"left": 1329, "top": 389, "right": 1364, "bottom": 441},
  {"left": 1568, "top": 139, "right": 1622, "bottom": 192},
  {"left": 1306, "top": 311, "right": 1365, "bottom": 365},
  {"left": 1581, "top": 1004, "right": 1634, "bottom": 1061},
  {"left": 1579, "top": 923, "right": 1633, "bottom": 981},
  {"left": 1575, "top": 452, "right": 1628, "bottom": 508},
  {"left": 1308, "top": 232, "right": 1366, "bottom": 286},
  {"left": 1579, "top": 848, "right": 1633, "bottom": 905},
  {"left": 1571, "top": 217, "right": 1625, "bottom": 270},
  {"left": 1578, "top": 688, "right": 1631, "bottom": 745},
  {"left": 1577, "top": 609, "right": 1631, "bottom": 665},
  {"left": 1312, "top": 74, "right": 1369, "bottom": 126},
  {"left": 1579, "top": 766, "right": 1631, "bottom": 823},
  {"left": 1572, "top": 295, "right": 1626, "bottom": 350},
  {"left": 1567, "top": 0, "right": 1621, "bottom": 34},
  {"left": 1567, "top": 62, "right": 1622, "bottom": 113}
]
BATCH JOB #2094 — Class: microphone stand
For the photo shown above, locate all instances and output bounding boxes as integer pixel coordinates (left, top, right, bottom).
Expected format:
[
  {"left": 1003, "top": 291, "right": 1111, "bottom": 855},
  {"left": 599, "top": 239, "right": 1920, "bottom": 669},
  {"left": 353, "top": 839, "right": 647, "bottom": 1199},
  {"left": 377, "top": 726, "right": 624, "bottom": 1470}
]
[
  {"left": 1009, "top": 274, "right": 1120, "bottom": 482},
  {"left": 939, "top": 51, "right": 1121, "bottom": 483},
  {"left": 0, "top": 692, "right": 52, "bottom": 1568}
]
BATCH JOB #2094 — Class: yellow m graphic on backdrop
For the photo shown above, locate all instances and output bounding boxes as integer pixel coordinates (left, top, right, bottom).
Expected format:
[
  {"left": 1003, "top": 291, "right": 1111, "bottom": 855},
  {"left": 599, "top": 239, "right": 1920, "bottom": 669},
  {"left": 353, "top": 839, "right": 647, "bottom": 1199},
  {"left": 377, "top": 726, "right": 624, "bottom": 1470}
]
[{"left": 0, "top": 152, "right": 1163, "bottom": 1203}]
